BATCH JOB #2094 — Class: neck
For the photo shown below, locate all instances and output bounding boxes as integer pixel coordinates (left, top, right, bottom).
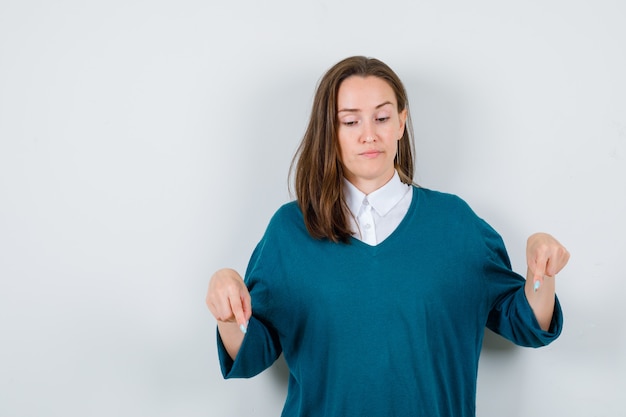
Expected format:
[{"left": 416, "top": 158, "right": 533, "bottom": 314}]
[{"left": 346, "top": 171, "right": 395, "bottom": 195}]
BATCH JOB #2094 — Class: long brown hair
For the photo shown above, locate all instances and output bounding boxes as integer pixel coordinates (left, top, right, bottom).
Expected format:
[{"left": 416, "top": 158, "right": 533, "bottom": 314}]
[{"left": 290, "top": 56, "right": 415, "bottom": 243}]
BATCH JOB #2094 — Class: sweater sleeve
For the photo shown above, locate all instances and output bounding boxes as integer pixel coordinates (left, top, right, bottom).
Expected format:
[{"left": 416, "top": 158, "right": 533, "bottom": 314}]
[
  {"left": 480, "top": 219, "right": 563, "bottom": 347},
  {"left": 217, "top": 315, "right": 282, "bottom": 378},
  {"left": 216, "top": 227, "right": 283, "bottom": 378}
]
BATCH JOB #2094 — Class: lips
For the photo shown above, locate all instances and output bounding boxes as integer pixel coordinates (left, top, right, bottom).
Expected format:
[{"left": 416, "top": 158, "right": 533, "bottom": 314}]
[{"left": 360, "top": 149, "right": 383, "bottom": 158}]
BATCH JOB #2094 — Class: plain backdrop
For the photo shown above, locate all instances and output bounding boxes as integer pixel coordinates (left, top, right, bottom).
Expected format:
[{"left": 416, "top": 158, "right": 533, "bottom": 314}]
[{"left": 1, "top": 0, "right": 625, "bottom": 416}]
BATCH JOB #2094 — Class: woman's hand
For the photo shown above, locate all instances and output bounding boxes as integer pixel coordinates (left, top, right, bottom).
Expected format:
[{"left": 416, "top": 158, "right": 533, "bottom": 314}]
[
  {"left": 206, "top": 268, "right": 252, "bottom": 359},
  {"left": 525, "top": 233, "right": 570, "bottom": 330},
  {"left": 526, "top": 232, "right": 570, "bottom": 289}
]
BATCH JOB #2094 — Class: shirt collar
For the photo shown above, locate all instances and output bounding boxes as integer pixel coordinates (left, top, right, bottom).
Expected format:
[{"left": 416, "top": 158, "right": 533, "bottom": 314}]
[{"left": 343, "top": 171, "right": 410, "bottom": 217}]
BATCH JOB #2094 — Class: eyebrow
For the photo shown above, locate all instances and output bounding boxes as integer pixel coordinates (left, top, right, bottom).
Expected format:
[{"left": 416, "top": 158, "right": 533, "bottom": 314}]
[{"left": 337, "top": 101, "right": 394, "bottom": 113}]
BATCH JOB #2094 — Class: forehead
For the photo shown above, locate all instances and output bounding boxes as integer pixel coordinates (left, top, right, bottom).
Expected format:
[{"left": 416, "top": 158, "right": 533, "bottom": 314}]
[{"left": 337, "top": 76, "right": 397, "bottom": 107}]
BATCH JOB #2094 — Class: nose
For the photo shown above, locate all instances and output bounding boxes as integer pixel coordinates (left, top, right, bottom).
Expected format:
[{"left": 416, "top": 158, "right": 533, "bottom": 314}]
[{"left": 361, "top": 121, "right": 377, "bottom": 143}]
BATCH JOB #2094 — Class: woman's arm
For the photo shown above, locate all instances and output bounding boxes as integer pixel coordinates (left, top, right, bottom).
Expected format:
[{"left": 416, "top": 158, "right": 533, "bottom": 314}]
[{"left": 524, "top": 233, "right": 570, "bottom": 330}]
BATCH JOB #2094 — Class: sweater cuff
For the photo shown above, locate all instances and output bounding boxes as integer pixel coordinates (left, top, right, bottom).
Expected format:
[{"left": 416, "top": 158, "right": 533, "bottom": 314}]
[
  {"left": 524, "top": 294, "right": 564, "bottom": 345},
  {"left": 217, "top": 315, "right": 280, "bottom": 379}
]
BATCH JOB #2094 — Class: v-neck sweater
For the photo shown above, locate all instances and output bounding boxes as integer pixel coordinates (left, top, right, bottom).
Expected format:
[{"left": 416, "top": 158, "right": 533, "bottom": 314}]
[{"left": 217, "top": 186, "right": 563, "bottom": 417}]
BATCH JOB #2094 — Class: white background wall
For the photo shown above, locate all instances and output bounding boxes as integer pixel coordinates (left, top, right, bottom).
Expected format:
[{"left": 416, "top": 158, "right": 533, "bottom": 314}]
[{"left": 1, "top": 0, "right": 624, "bottom": 416}]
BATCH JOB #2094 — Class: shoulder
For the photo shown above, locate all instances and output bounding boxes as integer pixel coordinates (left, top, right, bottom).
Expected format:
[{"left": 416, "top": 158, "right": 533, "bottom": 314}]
[
  {"left": 246, "top": 201, "right": 305, "bottom": 269},
  {"left": 262, "top": 201, "right": 307, "bottom": 238},
  {"left": 412, "top": 186, "right": 476, "bottom": 217},
  {"left": 412, "top": 186, "right": 507, "bottom": 258},
  {"left": 411, "top": 186, "right": 500, "bottom": 239},
  {"left": 269, "top": 200, "right": 303, "bottom": 225}
]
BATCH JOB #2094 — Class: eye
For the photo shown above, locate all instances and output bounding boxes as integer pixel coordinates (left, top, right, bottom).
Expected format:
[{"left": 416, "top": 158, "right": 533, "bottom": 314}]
[
  {"left": 376, "top": 117, "right": 390, "bottom": 123},
  {"left": 342, "top": 120, "right": 359, "bottom": 126}
]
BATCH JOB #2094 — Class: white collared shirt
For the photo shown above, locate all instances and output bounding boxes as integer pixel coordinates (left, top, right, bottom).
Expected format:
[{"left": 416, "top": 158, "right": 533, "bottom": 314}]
[{"left": 343, "top": 171, "right": 413, "bottom": 246}]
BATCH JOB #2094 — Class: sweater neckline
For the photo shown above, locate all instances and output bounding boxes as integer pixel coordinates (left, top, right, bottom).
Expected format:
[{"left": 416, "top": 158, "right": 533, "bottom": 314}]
[{"left": 348, "top": 185, "right": 421, "bottom": 251}]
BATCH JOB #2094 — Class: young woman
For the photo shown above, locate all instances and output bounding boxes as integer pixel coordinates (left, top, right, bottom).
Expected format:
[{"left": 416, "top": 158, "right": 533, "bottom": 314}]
[{"left": 206, "top": 56, "right": 570, "bottom": 416}]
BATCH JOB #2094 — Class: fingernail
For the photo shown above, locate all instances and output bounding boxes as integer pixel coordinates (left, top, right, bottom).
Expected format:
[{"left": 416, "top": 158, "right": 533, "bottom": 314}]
[
  {"left": 239, "top": 324, "right": 247, "bottom": 334},
  {"left": 533, "top": 280, "right": 541, "bottom": 292}
]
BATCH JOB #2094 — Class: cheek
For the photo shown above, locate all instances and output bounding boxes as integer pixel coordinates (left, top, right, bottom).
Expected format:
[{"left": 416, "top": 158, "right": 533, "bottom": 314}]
[
  {"left": 336, "top": 134, "right": 350, "bottom": 159},
  {"left": 379, "top": 125, "right": 400, "bottom": 142}
]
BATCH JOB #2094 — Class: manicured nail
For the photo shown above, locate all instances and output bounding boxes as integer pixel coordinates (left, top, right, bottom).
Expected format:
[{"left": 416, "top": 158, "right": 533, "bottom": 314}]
[
  {"left": 239, "top": 324, "right": 247, "bottom": 334},
  {"left": 533, "top": 280, "right": 540, "bottom": 292}
]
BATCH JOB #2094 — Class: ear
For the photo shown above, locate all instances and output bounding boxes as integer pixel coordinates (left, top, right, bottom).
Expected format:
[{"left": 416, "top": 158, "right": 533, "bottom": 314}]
[{"left": 397, "top": 108, "right": 407, "bottom": 140}]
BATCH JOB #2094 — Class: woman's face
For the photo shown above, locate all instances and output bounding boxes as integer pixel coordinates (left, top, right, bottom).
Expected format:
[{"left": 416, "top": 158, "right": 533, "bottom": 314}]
[{"left": 336, "top": 75, "right": 407, "bottom": 194}]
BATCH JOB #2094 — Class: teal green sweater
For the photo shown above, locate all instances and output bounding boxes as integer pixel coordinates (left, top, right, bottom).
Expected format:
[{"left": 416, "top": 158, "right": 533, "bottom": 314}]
[{"left": 217, "top": 187, "right": 562, "bottom": 416}]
